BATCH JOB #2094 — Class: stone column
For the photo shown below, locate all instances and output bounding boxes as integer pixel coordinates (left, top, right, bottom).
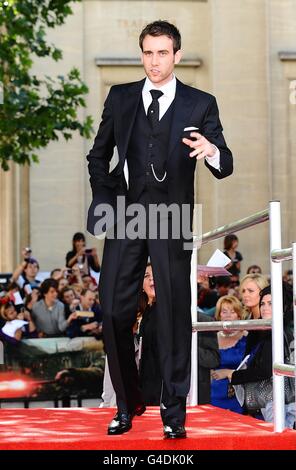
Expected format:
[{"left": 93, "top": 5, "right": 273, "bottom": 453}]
[
  {"left": 279, "top": 53, "right": 296, "bottom": 245},
  {"left": 0, "top": 164, "right": 29, "bottom": 272}
]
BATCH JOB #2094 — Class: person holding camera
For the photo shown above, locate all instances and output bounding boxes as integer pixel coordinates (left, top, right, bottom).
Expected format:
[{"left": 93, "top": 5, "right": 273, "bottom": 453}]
[
  {"left": 11, "top": 248, "right": 41, "bottom": 295},
  {"left": 66, "top": 232, "right": 100, "bottom": 276},
  {"left": 0, "top": 301, "right": 37, "bottom": 342}
]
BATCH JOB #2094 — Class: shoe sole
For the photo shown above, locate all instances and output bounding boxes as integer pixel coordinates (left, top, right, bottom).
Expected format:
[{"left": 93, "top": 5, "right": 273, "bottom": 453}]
[
  {"left": 107, "top": 425, "right": 132, "bottom": 435},
  {"left": 163, "top": 433, "right": 187, "bottom": 439}
]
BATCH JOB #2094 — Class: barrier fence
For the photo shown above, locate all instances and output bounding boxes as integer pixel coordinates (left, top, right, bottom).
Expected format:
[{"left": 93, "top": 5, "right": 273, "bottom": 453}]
[
  {"left": 0, "top": 201, "right": 295, "bottom": 431},
  {"left": 190, "top": 200, "right": 296, "bottom": 433}
]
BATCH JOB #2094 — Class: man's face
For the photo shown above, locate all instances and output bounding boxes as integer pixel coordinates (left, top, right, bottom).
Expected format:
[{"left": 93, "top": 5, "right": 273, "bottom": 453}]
[
  {"left": 25, "top": 262, "right": 39, "bottom": 278},
  {"left": 45, "top": 287, "right": 58, "bottom": 303},
  {"left": 141, "top": 34, "right": 181, "bottom": 87},
  {"left": 81, "top": 291, "right": 95, "bottom": 310}
]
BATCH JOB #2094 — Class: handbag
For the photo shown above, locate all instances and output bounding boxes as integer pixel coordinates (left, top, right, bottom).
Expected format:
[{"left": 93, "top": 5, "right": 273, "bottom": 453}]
[
  {"left": 244, "top": 332, "right": 295, "bottom": 411},
  {"left": 244, "top": 378, "right": 273, "bottom": 411},
  {"left": 244, "top": 376, "right": 295, "bottom": 411}
]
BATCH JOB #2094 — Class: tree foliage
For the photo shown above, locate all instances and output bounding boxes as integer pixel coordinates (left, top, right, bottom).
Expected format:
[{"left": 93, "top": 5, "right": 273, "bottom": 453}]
[{"left": 0, "top": 0, "right": 93, "bottom": 170}]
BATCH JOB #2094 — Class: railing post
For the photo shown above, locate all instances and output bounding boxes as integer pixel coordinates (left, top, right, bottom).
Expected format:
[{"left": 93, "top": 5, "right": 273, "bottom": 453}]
[
  {"left": 0, "top": 340, "right": 3, "bottom": 365},
  {"left": 189, "top": 241, "right": 198, "bottom": 406},
  {"left": 292, "top": 242, "right": 296, "bottom": 421},
  {"left": 269, "top": 201, "right": 285, "bottom": 432}
]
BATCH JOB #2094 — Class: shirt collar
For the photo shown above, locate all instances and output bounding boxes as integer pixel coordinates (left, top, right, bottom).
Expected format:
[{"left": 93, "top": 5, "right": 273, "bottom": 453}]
[{"left": 142, "top": 74, "right": 176, "bottom": 99}]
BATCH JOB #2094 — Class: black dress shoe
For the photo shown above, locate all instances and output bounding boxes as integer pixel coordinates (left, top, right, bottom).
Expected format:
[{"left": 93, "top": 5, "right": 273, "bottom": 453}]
[
  {"left": 107, "top": 412, "right": 132, "bottom": 435},
  {"left": 163, "top": 424, "right": 187, "bottom": 439},
  {"left": 132, "top": 403, "right": 146, "bottom": 417}
]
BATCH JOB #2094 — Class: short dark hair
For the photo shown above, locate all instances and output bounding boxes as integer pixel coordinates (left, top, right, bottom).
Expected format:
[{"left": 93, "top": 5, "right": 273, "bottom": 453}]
[
  {"left": 139, "top": 20, "right": 181, "bottom": 54},
  {"left": 24, "top": 257, "right": 40, "bottom": 269},
  {"left": 50, "top": 268, "right": 61, "bottom": 277},
  {"left": 215, "top": 276, "right": 231, "bottom": 288},
  {"left": 246, "top": 264, "right": 262, "bottom": 274},
  {"left": 259, "top": 282, "right": 293, "bottom": 325},
  {"left": 80, "top": 288, "right": 94, "bottom": 297},
  {"left": 224, "top": 234, "right": 238, "bottom": 251},
  {"left": 40, "top": 278, "right": 58, "bottom": 297},
  {"left": 61, "top": 286, "right": 75, "bottom": 299}
]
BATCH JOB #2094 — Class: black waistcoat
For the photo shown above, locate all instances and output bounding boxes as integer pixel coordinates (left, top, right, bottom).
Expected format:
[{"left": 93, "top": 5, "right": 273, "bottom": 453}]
[{"left": 126, "top": 98, "right": 174, "bottom": 203}]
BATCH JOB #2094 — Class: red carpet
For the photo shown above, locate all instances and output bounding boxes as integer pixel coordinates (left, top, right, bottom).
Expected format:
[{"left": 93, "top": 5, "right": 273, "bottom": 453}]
[{"left": 0, "top": 405, "right": 295, "bottom": 450}]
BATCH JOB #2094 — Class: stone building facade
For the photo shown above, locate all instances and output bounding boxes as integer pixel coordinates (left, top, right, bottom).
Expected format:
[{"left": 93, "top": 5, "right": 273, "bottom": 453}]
[{"left": 1, "top": 0, "right": 296, "bottom": 275}]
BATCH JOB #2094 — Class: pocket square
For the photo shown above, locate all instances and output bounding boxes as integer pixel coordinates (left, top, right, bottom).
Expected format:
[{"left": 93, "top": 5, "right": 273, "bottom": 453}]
[{"left": 183, "top": 126, "right": 199, "bottom": 131}]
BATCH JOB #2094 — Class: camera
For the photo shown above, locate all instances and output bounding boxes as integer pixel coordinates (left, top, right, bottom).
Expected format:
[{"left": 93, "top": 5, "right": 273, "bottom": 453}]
[
  {"left": 85, "top": 248, "right": 93, "bottom": 255},
  {"left": 23, "top": 247, "right": 32, "bottom": 261}
]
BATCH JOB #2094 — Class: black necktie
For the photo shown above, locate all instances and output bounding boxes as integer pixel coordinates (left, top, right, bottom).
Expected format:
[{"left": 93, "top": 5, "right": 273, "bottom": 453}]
[{"left": 147, "top": 89, "right": 163, "bottom": 127}]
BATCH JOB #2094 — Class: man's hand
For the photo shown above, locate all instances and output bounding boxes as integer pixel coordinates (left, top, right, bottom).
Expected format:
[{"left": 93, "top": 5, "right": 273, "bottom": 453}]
[
  {"left": 81, "top": 321, "right": 99, "bottom": 332},
  {"left": 183, "top": 132, "right": 216, "bottom": 160}
]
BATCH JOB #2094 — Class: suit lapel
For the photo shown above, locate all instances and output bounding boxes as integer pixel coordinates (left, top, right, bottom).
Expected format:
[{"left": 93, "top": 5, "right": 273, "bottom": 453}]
[
  {"left": 118, "top": 79, "right": 145, "bottom": 162},
  {"left": 168, "top": 80, "right": 196, "bottom": 157}
]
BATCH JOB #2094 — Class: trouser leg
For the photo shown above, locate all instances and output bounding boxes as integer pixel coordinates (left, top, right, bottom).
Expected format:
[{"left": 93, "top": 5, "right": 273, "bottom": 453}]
[
  {"left": 148, "top": 236, "right": 192, "bottom": 426},
  {"left": 100, "top": 235, "right": 148, "bottom": 414}
]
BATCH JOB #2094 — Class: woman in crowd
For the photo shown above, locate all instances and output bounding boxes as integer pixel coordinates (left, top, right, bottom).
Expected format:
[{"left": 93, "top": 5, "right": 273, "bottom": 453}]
[
  {"left": 228, "top": 283, "right": 295, "bottom": 428},
  {"left": 66, "top": 232, "right": 100, "bottom": 275},
  {"left": 211, "top": 295, "right": 247, "bottom": 414},
  {"left": 223, "top": 234, "right": 243, "bottom": 286},
  {"left": 246, "top": 265, "right": 262, "bottom": 275},
  {"left": 240, "top": 273, "right": 269, "bottom": 319},
  {"left": 0, "top": 301, "right": 37, "bottom": 341},
  {"left": 140, "top": 265, "right": 220, "bottom": 406}
]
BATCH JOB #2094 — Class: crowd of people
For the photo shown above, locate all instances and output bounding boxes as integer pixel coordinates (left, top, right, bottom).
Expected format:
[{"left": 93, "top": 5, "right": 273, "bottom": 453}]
[
  {"left": 0, "top": 232, "right": 102, "bottom": 343},
  {"left": 0, "top": 232, "right": 295, "bottom": 428}
]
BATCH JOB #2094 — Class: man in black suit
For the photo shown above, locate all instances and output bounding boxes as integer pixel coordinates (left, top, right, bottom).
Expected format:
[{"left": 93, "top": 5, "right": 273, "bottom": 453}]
[{"left": 86, "top": 20, "right": 233, "bottom": 439}]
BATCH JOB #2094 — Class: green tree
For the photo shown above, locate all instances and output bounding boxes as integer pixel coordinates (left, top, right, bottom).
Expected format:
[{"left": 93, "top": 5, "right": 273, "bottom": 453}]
[{"left": 0, "top": 0, "right": 93, "bottom": 171}]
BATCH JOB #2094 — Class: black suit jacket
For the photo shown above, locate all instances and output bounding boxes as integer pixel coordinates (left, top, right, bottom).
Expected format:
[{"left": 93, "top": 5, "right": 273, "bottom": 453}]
[{"left": 86, "top": 78, "right": 233, "bottom": 235}]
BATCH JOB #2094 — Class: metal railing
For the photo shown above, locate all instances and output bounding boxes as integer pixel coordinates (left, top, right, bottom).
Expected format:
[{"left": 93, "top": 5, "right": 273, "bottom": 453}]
[
  {"left": 192, "top": 319, "right": 272, "bottom": 332},
  {"left": 189, "top": 204, "right": 271, "bottom": 406},
  {"left": 190, "top": 201, "right": 296, "bottom": 433},
  {"left": 200, "top": 208, "right": 269, "bottom": 246}
]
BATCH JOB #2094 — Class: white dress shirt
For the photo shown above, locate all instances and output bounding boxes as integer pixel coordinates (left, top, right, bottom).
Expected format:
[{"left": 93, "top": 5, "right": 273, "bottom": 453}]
[{"left": 141, "top": 74, "right": 221, "bottom": 170}]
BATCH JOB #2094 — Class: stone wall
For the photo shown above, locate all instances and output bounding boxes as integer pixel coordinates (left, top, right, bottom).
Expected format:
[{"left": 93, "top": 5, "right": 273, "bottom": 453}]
[{"left": 1, "top": 0, "right": 295, "bottom": 277}]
